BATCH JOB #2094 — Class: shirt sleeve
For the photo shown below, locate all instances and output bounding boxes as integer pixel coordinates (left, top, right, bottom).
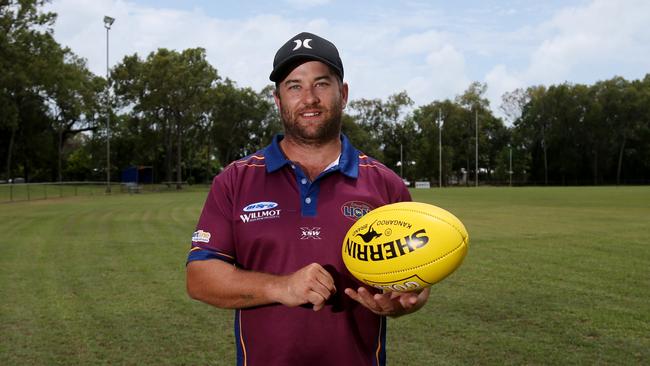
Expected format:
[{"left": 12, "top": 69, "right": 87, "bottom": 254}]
[
  {"left": 384, "top": 166, "right": 412, "bottom": 203},
  {"left": 187, "top": 171, "right": 237, "bottom": 265}
]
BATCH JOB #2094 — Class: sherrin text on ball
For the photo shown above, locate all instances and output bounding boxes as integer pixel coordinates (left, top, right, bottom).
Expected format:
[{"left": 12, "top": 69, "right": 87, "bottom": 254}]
[{"left": 342, "top": 202, "right": 469, "bottom": 292}]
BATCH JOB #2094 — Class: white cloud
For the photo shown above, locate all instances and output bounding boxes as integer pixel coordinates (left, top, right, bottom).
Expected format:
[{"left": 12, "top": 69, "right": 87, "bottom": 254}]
[
  {"left": 48, "top": 0, "right": 296, "bottom": 88},
  {"left": 485, "top": 64, "right": 524, "bottom": 120},
  {"left": 395, "top": 30, "right": 447, "bottom": 55},
  {"left": 497, "top": 0, "right": 650, "bottom": 85},
  {"left": 476, "top": 0, "right": 650, "bottom": 116},
  {"left": 46, "top": 0, "right": 650, "bottom": 120}
]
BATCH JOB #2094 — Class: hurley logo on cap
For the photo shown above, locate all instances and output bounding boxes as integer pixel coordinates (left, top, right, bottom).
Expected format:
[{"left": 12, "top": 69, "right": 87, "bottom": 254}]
[
  {"left": 292, "top": 38, "right": 313, "bottom": 50},
  {"left": 269, "top": 31, "right": 344, "bottom": 82}
]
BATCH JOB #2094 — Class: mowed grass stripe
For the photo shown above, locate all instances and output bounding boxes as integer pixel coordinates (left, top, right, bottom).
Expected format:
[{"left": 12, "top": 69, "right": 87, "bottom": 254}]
[
  {"left": 396, "top": 187, "right": 650, "bottom": 365},
  {"left": 0, "top": 193, "right": 225, "bottom": 365},
  {"left": 1, "top": 187, "right": 649, "bottom": 365}
]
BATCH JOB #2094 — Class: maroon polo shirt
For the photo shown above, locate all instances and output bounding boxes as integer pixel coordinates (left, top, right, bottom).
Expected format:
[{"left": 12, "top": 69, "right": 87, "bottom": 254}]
[{"left": 188, "top": 134, "right": 411, "bottom": 366}]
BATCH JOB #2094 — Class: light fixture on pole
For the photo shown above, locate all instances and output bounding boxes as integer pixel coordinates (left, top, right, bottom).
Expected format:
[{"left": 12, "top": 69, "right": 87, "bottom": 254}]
[{"left": 104, "top": 15, "right": 115, "bottom": 193}]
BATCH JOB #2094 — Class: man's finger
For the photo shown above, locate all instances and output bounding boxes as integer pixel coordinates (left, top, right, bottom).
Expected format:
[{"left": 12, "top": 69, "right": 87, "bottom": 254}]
[{"left": 353, "top": 287, "right": 383, "bottom": 313}]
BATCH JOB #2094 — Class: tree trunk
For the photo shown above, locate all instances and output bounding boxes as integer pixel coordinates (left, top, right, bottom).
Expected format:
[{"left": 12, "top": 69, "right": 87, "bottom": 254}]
[
  {"left": 466, "top": 137, "right": 471, "bottom": 187},
  {"left": 542, "top": 142, "right": 548, "bottom": 185},
  {"left": 164, "top": 123, "right": 173, "bottom": 185},
  {"left": 616, "top": 137, "right": 626, "bottom": 185},
  {"left": 5, "top": 125, "right": 17, "bottom": 181},
  {"left": 176, "top": 121, "right": 182, "bottom": 190},
  {"left": 206, "top": 132, "right": 212, "bottom": 183},
  {"left": 593, "top": 150, "right": 598, "bottom": 185},
  {"left": 58, "top": 125, "right": 64, "bottom": 183},
  {"left": 541, "top": 125, "right": 548, "bottom": 185}
]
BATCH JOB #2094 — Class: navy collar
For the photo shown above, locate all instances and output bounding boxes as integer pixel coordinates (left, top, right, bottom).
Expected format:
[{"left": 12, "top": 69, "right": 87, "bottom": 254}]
[{"left": 264, "top": 134, "right": 359, "bottom": 178}]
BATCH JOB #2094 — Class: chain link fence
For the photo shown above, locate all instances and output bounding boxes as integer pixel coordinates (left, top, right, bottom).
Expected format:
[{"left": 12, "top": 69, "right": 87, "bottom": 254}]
[{"left": 0, "top": 181, "right": 195, "bottom": 203}]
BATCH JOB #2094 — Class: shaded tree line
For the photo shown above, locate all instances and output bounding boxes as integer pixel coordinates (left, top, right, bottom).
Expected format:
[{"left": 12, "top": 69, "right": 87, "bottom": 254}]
[{"left": 2, "top": 0, "right": 649, "bottom": 186}]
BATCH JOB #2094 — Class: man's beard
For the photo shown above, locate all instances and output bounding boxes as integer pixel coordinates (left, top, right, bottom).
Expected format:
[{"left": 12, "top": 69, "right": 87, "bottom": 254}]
[{"left": 280, "top": 98, "right": 343, "bottom": 146}]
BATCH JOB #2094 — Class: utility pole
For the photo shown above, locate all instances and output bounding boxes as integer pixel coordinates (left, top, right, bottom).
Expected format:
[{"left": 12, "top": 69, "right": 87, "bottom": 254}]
[
  {"left": 509, "top": 144, "right": 513, "bottom": 187},
  {"left": 438, "top": 108, "right": 442, "bottom": 188},
  {"left": 475, "top": 109, "right": 478, "bottom": 187}
]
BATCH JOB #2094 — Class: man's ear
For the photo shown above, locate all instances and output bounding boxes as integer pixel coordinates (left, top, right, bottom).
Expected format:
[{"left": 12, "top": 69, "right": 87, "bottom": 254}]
[{"left": 273, "top": 88, "right": 282, "bottom": 110}]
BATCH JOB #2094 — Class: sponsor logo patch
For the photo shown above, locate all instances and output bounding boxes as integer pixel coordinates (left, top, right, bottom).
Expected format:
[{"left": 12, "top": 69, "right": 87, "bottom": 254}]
[
  {"left": 243, "top": 201, "right": 278, "bottom": 212},
  {"left": 343, "top": 217, "right": 429, "bottom": 262},
  {"left": 240, "top": 202, "right": 281, "bottom": 223},
  {"left": 192, "top": 230, "right": 211, "bottom": 243},
  {"left": 300, "top": 227, "right": 322, "bottom": 240},
  {"left": 341, "top": 201, "right": 373, "bottom": 221}
]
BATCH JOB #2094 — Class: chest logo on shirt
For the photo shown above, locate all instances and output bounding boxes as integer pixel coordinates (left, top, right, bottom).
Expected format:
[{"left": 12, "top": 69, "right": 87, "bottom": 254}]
[
  {"left": 341, "top": 201, "right": 373, "bottom": 221},
  {"left": 300, "top": 227, "right": 322, "bottom": 240},
  {"left": 240, "top": 201, "right": 281, "bottom": 223}
]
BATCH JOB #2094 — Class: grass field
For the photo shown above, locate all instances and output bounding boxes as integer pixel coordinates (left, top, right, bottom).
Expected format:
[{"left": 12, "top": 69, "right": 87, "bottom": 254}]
[{"left": 1, "top": 186, "right": 649, "bottom": 365}]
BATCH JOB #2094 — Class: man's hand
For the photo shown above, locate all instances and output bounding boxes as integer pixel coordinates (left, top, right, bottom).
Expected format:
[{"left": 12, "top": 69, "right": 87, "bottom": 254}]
[
  {"left": 274, "top": 263, "right": 336, "bottom": 311},
  {"left": 344, "top": 286, "right": 430, "bottom": 317}
]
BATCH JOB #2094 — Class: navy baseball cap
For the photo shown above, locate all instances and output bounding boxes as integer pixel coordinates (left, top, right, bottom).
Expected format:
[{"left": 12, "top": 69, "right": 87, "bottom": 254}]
[{"left": 269, "top": 32, "right": 344, "bottom": 82}]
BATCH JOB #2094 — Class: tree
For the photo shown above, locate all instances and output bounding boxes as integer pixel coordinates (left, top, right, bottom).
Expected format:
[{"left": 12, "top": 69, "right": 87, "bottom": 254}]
[
  {"left": 454, "top": 82, "right": 507, "bottom": 185},
  {"left": 409, "top": 100, "right": 456, "bottom": 185},
  {"left": 594, "top": 77, "right": 648, "bottom": 184},
  {"left": 206, "top": 80, "right": 279, "bottom": 175},
  {"left": 1, "top": 0, "right": 57, "bottom": 181},
  {"left": 347, "top": 91, "right": 414, "bottom": 167},
  {"left": 113, "top": 48, "right": 219, "bottom": 188},
  {"left": 500, "top": 88, "right": 530, "bottom": 125},
  {"left": 47, "top": 52, "right": 104, "bottom": 182},
  {"left": 514, "top": 85, "right": 551, "bottom": 184}
]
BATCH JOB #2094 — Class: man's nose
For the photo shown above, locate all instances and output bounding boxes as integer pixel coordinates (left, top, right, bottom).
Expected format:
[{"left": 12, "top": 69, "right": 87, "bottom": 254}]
[{"left": 302, "top": 86, "right": 320, "bottom": 105}]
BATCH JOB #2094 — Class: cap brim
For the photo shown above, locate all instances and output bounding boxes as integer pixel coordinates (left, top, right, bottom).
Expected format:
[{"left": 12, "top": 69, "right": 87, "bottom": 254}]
[{"left": 269, "top": 54, "right": 343, "bottom": 82}]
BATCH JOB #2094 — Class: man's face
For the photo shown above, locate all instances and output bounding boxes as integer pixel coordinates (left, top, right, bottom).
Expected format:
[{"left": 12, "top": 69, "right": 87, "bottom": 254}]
[{"left": 274, "top": 61, "right": 349, "bottom": 145}]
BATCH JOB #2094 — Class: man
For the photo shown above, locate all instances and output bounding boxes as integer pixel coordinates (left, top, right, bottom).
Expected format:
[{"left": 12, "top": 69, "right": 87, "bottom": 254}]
[{"left": 186, "top": 31, "right": 430, "bottom": 366}]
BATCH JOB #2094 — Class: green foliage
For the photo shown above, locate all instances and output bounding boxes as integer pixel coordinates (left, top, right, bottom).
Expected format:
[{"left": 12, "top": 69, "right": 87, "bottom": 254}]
[
  {"left": 2, "top": 0, "right": 650, "bottom": 185},
  {"left": 207, "top": 80, "right": 279, "bottom": 166},
  {"left": 0, "top": 0, "right": 101, "bottom": 182},
  {"left": 112, "top": 47, "right": 220, "bottom": 186},
  {"left": 111, "top": 50, "right": 278, "bottom": 184},
  {"left": 514, "top": 79, "right": 650, "bottom": 184},
  {"left": 347, "top": 91, "right": 414, "bottom": 163}
]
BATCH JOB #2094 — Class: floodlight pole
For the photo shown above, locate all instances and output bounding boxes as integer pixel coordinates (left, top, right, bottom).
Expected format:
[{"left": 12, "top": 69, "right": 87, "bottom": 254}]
[
  {"left": 104, "top": 16, "right": 115, "bottom": 193},
  {"left": 399, "top": 143, "right": 403, "bottom": 178},
  {"left": 438, "top": 108, "right": 442, "bottom": 188}
]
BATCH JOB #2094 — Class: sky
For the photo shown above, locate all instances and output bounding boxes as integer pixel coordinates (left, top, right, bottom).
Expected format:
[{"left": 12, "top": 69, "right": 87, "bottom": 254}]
[{"left": 46, "top": 0, "right": 650, "bottom": 121}]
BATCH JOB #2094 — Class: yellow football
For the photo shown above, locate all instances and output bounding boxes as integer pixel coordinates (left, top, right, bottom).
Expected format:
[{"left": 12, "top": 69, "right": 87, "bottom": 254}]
[{"left": 342, "top": 201, "right": 469, "bottom": 292}]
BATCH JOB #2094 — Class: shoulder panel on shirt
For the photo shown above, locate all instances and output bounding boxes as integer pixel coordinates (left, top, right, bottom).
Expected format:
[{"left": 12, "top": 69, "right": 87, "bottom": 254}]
[
  {"left": 358, "top": 154, "right": 394, "bottom": 174},
  {"left": 357, "top": 153, "right": 411, "bottom": 203},
  {"left": 225, "top": 153, "right": 267, "bottom": 170}
]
